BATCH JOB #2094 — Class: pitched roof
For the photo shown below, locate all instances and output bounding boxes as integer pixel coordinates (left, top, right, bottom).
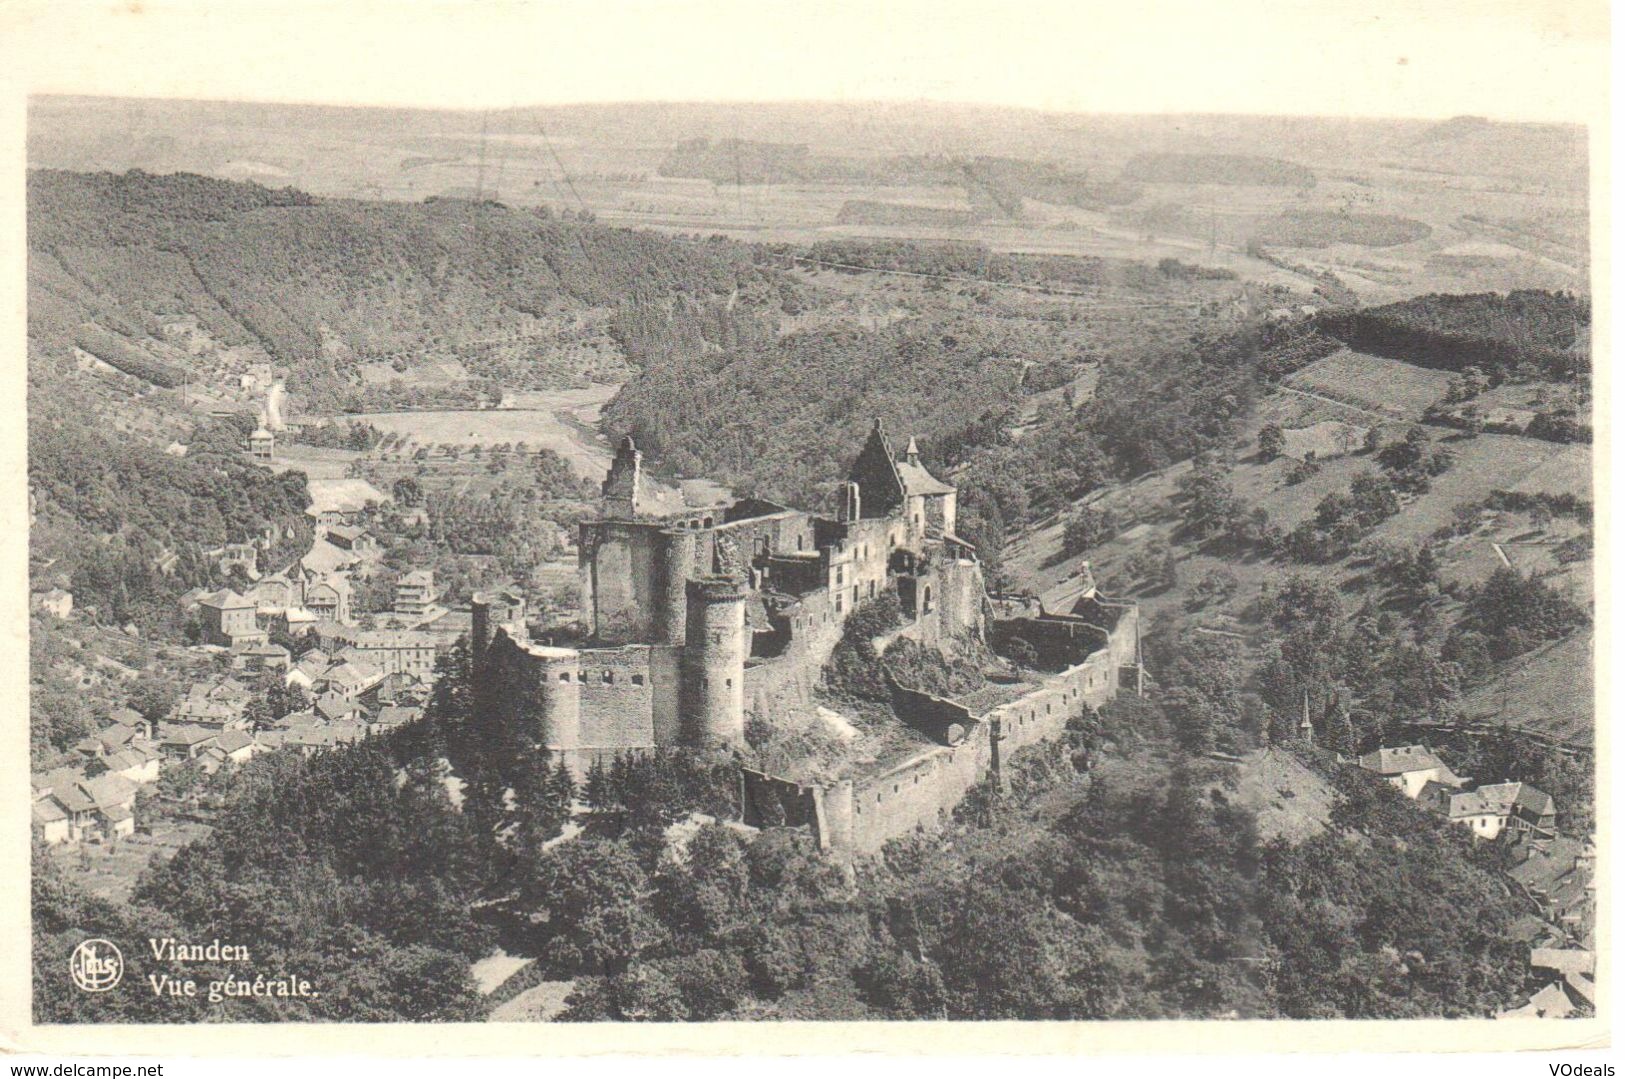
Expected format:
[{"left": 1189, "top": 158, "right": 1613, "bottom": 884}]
[
  {"left": 161, "top": 724, "right": 220, "bottom": 747},
  {"left": 214, "top": 730, "right": 255, "bottom": 753},
  {"left": 1531, "top": 948, "right": 1594, "bottom": 976},
  {"left": 80, "top": 773, "right": 137, "bottom": 810},
  {"left": 32, "top": 799, "right": 68, "bottom": 823},
  {"left": 198, "top": 588, "right": 253, "bottom": 610},
  {"left": 894, "top": 457, "right": 954, "bottom": 497},
  {"left": 1516, "top": 784, "right": 1557, "bottom": 818},
  {"left": 373, "top": 705, "right": 422, "bottom": 727},
  {"left": 400, "top": 569, "right": 434, "bottom": 585},
  {"left": 1358, "top": 745, "right": 1450, "bottom": 776}
]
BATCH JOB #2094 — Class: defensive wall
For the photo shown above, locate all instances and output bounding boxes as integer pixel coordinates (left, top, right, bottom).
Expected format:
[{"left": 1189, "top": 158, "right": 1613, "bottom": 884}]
[{"left": 741, "top": 603, "right": 1140, "bottom": 854}]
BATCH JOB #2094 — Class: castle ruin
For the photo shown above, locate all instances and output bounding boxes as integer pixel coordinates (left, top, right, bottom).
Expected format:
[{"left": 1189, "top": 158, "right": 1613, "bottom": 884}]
[{"left": 470, "top": 420, "right": 1140, "bottom": 853}]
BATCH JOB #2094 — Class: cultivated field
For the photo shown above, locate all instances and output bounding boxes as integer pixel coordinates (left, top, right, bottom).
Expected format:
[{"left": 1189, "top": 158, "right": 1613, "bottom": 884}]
[
  {"left": 1285, "top": 349, "right": 1455, "bottom": 419},
  {"left": 353, "top": 383, "right": 620, "bottom": 480}
]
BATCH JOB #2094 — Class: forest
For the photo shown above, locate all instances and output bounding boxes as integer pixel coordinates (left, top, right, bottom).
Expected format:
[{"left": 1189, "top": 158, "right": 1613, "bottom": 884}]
[
  {"left": 35, "top": 631, "right": 1538, "bottom": 1022},
  {"left": 1321, "top": 291, "right": 1590, "bottom": 380},
  {"left": 27, "top": 169, "right": 806, "bottom": 411}
]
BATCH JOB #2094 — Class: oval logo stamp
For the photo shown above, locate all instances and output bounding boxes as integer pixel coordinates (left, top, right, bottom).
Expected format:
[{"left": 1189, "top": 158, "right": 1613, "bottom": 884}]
[{"left": 69, "top": 939, "right": 123, "bottom": 993}]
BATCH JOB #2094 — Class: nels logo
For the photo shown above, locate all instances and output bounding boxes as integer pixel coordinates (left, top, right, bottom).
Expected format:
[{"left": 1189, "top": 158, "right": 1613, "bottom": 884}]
[{"left": 69, "top": 939, "right": 123, "bottom": 993}]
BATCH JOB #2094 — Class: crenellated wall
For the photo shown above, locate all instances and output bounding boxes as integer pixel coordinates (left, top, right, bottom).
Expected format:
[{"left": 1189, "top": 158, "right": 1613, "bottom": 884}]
[{"left": 784, "top": 603, "right": 1139, "bottom": 854}]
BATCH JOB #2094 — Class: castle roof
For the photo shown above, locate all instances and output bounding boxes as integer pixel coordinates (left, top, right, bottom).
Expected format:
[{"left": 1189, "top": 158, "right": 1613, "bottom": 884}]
[{"left": 894, "top": 457, "right": 955, "bottom": 497}]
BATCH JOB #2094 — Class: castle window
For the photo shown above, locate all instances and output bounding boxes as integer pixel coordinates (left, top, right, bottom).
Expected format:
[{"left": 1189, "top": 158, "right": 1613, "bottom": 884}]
[
  {"left": 577, "top": 671, "right": 586, "bottom": 681},
  {"left": 558, "top": 672, "right": 570, "bottom": 682},
  {"left": 725, "top": 678, "right": 732, "bottom": 688},
  {"left": 631, "top": 674, "right": 645, "bottom": 686},
  {"left": 602, "top": 671, "right": 614, "bottom": 684},
  {"left": 835, "top": 596, "right": 843, "bottom": 613},
  {"left": 797, "top": 536, "right": 804, "bottom": 551},
  {"left": 868, "top": 581, "right": 875, "bottom": 599}
]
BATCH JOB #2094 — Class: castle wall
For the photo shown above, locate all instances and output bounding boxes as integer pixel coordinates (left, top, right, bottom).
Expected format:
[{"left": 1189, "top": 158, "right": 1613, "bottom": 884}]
[
  {"left": 740, "top": 768, "right": 822, "bottom": 829},
  {"left": 575, "top": 646, "right": 662, "bottom": 767},
  {"left": 889, "top": 681, "right": 976, "bottom": 745},
  {"left": 742, "top": 586, "right": 848, "bottom": 721},
  {"left": 899, "top": 557, "right": 986, "bottom": 647},
  {"left": 795, "top": 609, "right": 1138, "bottom": 854},
  {"left": 580, "top": 521, "right": 668, "bottom": 643},
  {"left": 843, "top": 730, "right": 991, "bottom": 852}
]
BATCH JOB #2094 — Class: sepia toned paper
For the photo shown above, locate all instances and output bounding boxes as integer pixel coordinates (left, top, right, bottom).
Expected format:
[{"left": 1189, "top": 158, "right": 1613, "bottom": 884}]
[{"left": 0, "top": 0, "right": 1611, "bottom": 1057}]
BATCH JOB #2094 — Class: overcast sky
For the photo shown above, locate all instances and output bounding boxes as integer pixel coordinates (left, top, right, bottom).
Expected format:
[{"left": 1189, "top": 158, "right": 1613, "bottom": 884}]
[{"left": 0, "top": 0, "right": 1607, "bottom": 124}]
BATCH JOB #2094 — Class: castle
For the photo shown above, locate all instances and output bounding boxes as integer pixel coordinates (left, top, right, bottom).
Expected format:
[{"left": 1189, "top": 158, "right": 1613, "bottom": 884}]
[
  {"left": 471, "top": 420, "right": 1141, "bottom": 853},
  {"left": 471, "top": 420, "right": 986, "bottom": 775}
]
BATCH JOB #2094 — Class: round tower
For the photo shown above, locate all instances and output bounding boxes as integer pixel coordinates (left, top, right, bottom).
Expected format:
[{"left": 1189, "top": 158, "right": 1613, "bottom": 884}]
[
  {"left": 534, "top": 646, "right": 582, "bottom": 769},
  {"left": 658, "top": 527, "right": 699, "bottom": 645},
  {"left": 681, "top": 576, "right": 748, "bottom": 747}
]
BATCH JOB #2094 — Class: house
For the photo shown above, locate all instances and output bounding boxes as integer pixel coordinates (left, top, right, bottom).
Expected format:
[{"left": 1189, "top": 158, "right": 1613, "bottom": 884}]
[
  {"left": 32, "top": 795, "right": 71, "bottom": 846},
  {"left": 1509, "top": 835, "right": 1594, "bottom": 932},
  {"left": 240, "top": 363, "right": 275, "bottom": 392},
  {"left": 1499, "top": 982, "right": 1576, "bottom": 1019},
  {"left": 317, "top": 659, "right": 384, "bottom": 702},
  {"left": 1531, "top": 948, "right": 1594, "bottom": 978},
  {"left": 247, "top": 425, "right": 275, "bottom": 461},
  {"left": 159, "top": 724, "right": 222, "bottom": 762},
  {"left": 304, "top": 575, "right": 354, "bottom": 625},
  {"left": 1421, "top": 780, "right": 1556, "bottom": 841},
  {"left": 329, "top": 629, "right": 440, "bottom": 679},
  {"left": 84, "top": 744, "right": 163, "bottom": 785},
  {"left": 394, "top": 570, "right": 437, "bottom": 616},
  {"left": 212, "top": 543, "right": 259, "bottom": 578},
  {"left": 198, "top": 729, "right": 258, "bottom": 773},
  {"left": 262, "top": 722, "right": 366, "bottom": 756},
  {"left": 197, "top": 589, "right": 267, "bottom": 648},
  {"left": 173, "top": 680, "right": 252, "bottom": 731},
  {"left": 33, "top": 770, "right": 138, "bottom": 843},
  {"left": 107, "top": 707, "right": 153, "bottom": 737},
  {"left": 315, "top": 692, "right": 364, "bottom": 724},
  {"left": 1358, "top": 745, "right": 1464, "bottom": 798},
  {"left": 74, "top": 718, "right": 153, "bottom": 759},
  {"left": 31, "top": 587, "right": 74, "bottom": 620},
  {"left": 371, "top": 704, "right": 422, "bottom": 734},
  {"left": 274, "top": 606, "right": 320, "bottom": 638},
  {"left": 325, "top": 525, "right": 379, "bottom": 556},
  {"left": 231, "top": 639, "right": 292, "bottom": 673}
]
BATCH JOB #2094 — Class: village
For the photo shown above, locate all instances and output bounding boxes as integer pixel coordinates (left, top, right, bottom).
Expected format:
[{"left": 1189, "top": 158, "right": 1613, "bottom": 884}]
[
  {"left": 1353, "top": 743, "right": 1595, "bottom": 1018},
  {"left": 29, "top": 393, "right": 1596, "bottom": 1024},
  {"left": 30, "top": 415, "right": 462, "bottom": 883}
]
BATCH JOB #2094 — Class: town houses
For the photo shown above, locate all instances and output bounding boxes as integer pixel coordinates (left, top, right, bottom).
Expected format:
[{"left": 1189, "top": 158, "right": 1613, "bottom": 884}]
[{"left": 1357, "top": 744, "right": 1558, "bottom": 842}]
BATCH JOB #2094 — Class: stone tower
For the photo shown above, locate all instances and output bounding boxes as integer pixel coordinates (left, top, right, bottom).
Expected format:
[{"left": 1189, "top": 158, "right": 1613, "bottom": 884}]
[
  {"left": 680, "top": 576, "right": 748, "bottom": 746},
  {"left": 602, "top": 436, "right": 644, "bottom": 518}
]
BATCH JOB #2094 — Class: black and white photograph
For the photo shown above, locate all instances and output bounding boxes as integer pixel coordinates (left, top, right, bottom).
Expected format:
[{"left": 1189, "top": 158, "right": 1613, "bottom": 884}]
[{"left": 4, "top": 0, "right": 1608, "bottom": 1052}]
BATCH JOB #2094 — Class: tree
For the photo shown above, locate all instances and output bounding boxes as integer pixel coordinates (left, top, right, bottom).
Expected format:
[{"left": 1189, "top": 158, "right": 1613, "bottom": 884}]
[
  {"left": 1258, "top": 423, "right": 1286, "bottom": 461},
  {"left": 1062, "top": 505, "right": 1116, "bottom": 557},
  {"left": 518, "top": 838, "right": 667, "bottom": 974}
]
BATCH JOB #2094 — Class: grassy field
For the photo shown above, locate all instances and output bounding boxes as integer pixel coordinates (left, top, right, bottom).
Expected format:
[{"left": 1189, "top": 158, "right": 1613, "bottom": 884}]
[
  {"left": 353, "top": 383, "right": 619, "bottom": 480},
  {"left": 1285, "top": 349, "right": 1455, "bottom": 419},
  {"left": 52, "top": 819, "right": 213, "bottom": 904},
  {"left": 1457, "top": 631, "right": 1594, "bottom": 747}
]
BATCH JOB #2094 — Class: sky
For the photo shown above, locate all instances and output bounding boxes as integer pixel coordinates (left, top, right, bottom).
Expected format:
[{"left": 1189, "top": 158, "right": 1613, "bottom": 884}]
[{"left": 0, "top": 0, "right": 1609, "bottom": 124}]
